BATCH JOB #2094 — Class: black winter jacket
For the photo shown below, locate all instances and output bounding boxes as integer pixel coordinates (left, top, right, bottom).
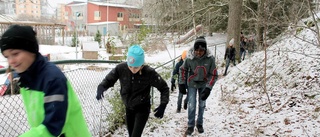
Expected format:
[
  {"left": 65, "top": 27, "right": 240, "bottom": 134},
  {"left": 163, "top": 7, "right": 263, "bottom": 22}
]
[
  {"left": 224, "top": 47, "right": 236, "bottom": 60},
  {"left": 98, "top": 62, "right": 170, "bottom": 109}
]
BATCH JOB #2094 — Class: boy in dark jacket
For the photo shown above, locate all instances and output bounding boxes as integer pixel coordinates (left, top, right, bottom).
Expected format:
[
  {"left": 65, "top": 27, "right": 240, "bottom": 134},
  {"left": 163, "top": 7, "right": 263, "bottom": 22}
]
[
  {"left": 224, "top": 38, "right": 236, "bottom": 76},
  {"left": 171, "top": 50, "right": 188, "bottom": 113},
  {"left": 96, "top": 45, "right": 170, "bottom": 137},
  {"left": 178, "top": 36, "right": 218, "bottom": 135}
]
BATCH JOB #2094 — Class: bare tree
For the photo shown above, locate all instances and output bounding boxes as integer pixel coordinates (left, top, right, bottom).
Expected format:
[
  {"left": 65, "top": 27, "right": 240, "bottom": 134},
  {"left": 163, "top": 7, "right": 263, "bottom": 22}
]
[{"left": 226, "top": 0, "right": 243, "bottom": 61}]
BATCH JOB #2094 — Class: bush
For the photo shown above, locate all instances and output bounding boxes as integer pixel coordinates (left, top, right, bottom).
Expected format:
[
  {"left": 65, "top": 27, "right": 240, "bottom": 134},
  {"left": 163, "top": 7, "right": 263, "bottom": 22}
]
[
  {"left": 71, "top": 31, "right": 79, "bottom": 47},
  {"left": 94, "top": 30, "right": 102, "bottom": 47},
  {"left": 106, "top": 89, "right": 126, "bottom": 133}
]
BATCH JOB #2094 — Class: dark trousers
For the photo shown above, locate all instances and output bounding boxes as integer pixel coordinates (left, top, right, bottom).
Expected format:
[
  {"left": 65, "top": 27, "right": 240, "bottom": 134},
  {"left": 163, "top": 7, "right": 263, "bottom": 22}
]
[
  {"left": 126, "top": 103, "right": 150, "bottom": 137},
  {"left": 224, "top": 58, "right": 236, "bottom": 75}
]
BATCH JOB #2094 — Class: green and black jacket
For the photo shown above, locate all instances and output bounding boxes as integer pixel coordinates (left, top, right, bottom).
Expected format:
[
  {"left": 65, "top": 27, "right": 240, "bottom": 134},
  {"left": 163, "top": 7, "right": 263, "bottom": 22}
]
[{"left": 18, "top": 53, "right": 91, "bottom": 137}]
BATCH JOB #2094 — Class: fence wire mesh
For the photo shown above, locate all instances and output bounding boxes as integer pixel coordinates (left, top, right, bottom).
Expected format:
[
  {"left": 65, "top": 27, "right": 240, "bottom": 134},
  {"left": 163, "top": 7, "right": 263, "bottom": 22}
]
[{"left": 0, "top": 63, "right": 117, "bottom": 137}]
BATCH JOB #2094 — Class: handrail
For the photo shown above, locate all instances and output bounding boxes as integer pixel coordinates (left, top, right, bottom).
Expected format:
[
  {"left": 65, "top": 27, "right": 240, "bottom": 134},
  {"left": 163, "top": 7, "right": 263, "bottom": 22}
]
[
  {"left": 154, "top": 55, "right": 181, "bottom": 70},
  {"left": 0, "top": 59, "right": 122, "bottom": 74}
]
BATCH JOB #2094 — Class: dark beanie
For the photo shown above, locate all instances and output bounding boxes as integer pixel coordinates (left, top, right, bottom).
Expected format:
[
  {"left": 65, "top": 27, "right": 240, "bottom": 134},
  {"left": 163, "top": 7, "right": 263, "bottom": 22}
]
[
  {"left": 0, "top": 25, "right": 39, "bottom": 54},
  {"left": 194, "top": 36, "right": 207, "bottom": 51}
]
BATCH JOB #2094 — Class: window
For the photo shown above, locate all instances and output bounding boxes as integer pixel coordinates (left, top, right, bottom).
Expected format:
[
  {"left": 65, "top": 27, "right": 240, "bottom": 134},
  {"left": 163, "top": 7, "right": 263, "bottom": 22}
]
[
  {"left": 117, "top": 12, "right": 123, "bottom": 21},
  {"left": 129, "top": 13, "right": 140, "bottom": 21},
  {"left": 94, "top": 11, "right": 101, "bottom": 20},
  {"left": 94, "top": 11, "right": 100, "bottom": 17},
  {"left": 117, "top": 12, "right": 123, "bottom": 18}
]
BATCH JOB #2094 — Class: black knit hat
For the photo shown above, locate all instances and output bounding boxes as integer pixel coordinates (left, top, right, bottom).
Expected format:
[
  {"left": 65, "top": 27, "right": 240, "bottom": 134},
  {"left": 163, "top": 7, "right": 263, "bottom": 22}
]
[
  {"left": 0, "top": 25, "right": 39, "bottom": 54},
  {"left": 194, "top": 36, "right": 207, "bottom": 51}
]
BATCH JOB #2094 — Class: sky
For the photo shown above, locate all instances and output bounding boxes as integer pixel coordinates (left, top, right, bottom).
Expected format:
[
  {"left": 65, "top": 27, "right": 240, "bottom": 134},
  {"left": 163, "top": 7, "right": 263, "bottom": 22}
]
[{"left": 0, "top": 16, "right": 320, "bottom": 137}]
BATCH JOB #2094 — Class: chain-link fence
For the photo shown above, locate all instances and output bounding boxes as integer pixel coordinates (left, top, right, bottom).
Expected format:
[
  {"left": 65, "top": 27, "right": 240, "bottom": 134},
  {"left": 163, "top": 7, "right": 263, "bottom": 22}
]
[{"left": 0, "top": 60, "right": 120, "bottom": 137}]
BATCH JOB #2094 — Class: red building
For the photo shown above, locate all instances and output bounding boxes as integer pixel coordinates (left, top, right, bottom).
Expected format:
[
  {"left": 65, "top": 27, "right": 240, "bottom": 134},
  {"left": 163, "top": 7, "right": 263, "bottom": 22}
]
[{"left": 65, "top": 1, "right": 142, "bottom": 36}]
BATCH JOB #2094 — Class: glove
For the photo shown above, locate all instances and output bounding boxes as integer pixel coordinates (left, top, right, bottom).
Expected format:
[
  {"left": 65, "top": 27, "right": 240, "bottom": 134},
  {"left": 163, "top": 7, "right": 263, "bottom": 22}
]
[
  {"left": 154, "top": 103, "right": 167, "bottom": 118},
  {"left": 178, "top": 84, "right": 187, "bottom": 94},
  {"left": 171, "top": 83, "right": 176, "bottom": 92},
  {"left": 96, "top": 85, "right": 107, "bottom": 100},
  {"left": 200, "top": 88, "right": 211, "bottom": 100}
]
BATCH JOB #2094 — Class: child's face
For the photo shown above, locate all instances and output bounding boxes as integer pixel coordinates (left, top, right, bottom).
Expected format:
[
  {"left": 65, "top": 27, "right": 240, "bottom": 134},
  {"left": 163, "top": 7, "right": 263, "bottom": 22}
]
[
  {"left": 2, "top": 49, "right": 35, "bottom": 73},
  {"left": 128, "top": 66, "right": 143, "bottom": 74},
  {"left": 194, "top": 49, "right": 205, "bottom": 58}
]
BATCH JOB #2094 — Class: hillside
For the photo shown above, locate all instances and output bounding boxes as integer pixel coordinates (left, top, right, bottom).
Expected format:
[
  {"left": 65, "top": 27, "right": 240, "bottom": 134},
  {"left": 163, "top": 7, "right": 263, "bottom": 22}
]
[{"left": 111, "top": 27, "right": 320, "bottom": 136}]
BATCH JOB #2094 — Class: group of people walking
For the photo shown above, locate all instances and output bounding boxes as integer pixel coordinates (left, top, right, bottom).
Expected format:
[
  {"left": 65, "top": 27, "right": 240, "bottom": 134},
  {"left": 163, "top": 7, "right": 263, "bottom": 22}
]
[
  {"left": 223, "top": 32, "right": 256, "bottom": 76},
  {"left": 0, "top": 24, "right": 219, "bottom": 137},
  {"left": 1, "top": 24, "right": 259, "bottom": 136}
]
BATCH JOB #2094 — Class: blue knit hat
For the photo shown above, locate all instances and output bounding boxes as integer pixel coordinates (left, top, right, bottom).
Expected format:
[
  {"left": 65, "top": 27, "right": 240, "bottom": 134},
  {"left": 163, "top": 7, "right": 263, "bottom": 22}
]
[{"left": 127, "top": 45, "right": 145, "bottom": 67}]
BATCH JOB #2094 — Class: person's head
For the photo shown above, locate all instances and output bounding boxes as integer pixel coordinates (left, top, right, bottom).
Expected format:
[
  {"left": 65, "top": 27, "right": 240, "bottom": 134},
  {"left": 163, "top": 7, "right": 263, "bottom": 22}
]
[
  {"left": 193, "top": 36, "right": 207, "bottom": 58},
  {"left": 127, "top": 45, "right": 145, "bottom": 74},
  {"left": 244, "top": 37, "right": 248, "bottom": 42},
  {"left": 229, "top": 38, "right": 234, "bottom": 47},
  {"left": 0, "top": 25, "right": 39, "bottom": 73},
  {"left": 181, "top": 50, "right": 187, "bottom": 60},
  {"left": 249, "top": 36, "right": 254, "bottom": 41}
]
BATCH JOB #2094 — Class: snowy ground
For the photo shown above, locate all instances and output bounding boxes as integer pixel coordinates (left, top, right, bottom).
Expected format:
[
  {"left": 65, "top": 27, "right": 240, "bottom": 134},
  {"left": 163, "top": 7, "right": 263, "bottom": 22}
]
[
  {"left": 0, "top": 27, "right": 319, "bottom": 137},
  {"left": 111, "top": 31, "right": 320, "bottom": 137}
]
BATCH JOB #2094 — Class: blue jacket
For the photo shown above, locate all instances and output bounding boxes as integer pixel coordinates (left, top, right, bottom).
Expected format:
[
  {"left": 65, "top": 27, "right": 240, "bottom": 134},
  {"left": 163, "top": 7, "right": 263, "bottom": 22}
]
[{"left": 171, "top": 58, "right": 184, "bottom": 84}]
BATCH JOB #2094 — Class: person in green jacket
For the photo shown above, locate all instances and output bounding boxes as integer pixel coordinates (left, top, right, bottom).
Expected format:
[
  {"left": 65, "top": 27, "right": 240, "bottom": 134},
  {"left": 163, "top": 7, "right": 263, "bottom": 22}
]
[{"left": 0, "top": 25, "right": 91, "bottom": 137}]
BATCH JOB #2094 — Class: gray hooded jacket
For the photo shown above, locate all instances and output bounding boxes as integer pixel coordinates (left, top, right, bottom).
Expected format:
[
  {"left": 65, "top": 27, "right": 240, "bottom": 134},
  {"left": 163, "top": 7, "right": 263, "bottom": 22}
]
[{"left": 178, "top": 47, "right": 218, "bottom": 89}]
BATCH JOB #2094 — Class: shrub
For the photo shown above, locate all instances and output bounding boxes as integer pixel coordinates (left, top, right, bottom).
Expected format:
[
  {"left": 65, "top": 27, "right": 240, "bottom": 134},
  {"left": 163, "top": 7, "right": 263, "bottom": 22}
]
[
  {"left": 106, "top": 89, "right": 126, "bottom": 133},
  {"left": 94, "top": 30, "right": 102, "bottom": 47}
]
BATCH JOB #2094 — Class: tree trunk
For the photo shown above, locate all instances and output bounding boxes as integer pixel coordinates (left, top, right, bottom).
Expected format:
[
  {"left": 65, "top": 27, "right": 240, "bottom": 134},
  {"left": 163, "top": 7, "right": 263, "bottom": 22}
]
[
  {"left": 256, "top": 0, "right": 265, "bottom": 51},
  {"left": 227, "top": 0, "right": 243, "bottom": 61}
]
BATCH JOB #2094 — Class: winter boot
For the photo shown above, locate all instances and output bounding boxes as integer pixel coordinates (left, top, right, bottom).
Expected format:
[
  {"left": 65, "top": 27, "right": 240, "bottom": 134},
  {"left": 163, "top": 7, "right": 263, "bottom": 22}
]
[
  {"left": 185, "top": 127, "right": 194, "bottom": 135},
  {"left": 196, "top": 124, "right": 204, "bottom": 133},
  {"left": 183, "top": 101, "right": 187, "bottom": 110},
  {"left": 223, "top": 67, "right": 228, "bottom": 76},
  {"left": 176, "top": 108, "right": 181, "bottom": 113}
]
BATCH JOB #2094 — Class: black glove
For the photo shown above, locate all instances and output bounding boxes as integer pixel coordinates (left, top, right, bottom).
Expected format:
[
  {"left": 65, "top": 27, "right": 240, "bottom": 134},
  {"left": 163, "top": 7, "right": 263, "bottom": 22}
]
[
  {"left": 96, "top": 85, "right": 107, "bottom": 100},
  {"left": 178, "top": 84, "right": 187, "bottom": 94},
  {"left": 171, "top": 83, "right": 176, "bottom": 92},
  {"left": 201, "top": 88, "right": 211, "bottom": 100},
  {"left": 154, "top": 103, "right": 167, "bottom": 118}
]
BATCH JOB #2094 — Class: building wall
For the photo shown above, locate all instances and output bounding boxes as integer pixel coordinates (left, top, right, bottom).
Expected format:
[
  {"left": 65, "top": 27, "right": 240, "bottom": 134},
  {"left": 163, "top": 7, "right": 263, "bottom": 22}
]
[
  {"left": 0, "top": 0, "right": 16, "bottom": 15},
  {"left": 15, "top": 0, "right": 41, "bottom": 18},
  {"left": 87, "top": 3, "right": 141, "bottom": 29},
  {"left": 56, "top": 3, "right": 66, "bottom": 24},
  {"left": 64, "top": 3, "right": 87, "bottom": 32},
  {"left": 87, "top": 23, "right": 119, "bottom": 36},
  {"left": 64, "top": 2, "right": 142, "bottom": 35}
]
